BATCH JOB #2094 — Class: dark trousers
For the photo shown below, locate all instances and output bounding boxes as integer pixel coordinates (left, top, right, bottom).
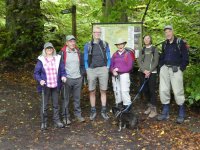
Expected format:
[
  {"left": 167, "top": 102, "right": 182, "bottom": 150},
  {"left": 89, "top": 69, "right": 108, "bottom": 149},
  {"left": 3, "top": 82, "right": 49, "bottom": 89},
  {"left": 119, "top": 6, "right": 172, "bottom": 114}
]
[
  {"left": 40, "top": 87, "right": 60, "bottom": 123},
  {"left": 140, "top": 72, "right": 157, "bottom": 106},
  {"left": 61, "top": 77, "right": 82, "bottom": 119}
]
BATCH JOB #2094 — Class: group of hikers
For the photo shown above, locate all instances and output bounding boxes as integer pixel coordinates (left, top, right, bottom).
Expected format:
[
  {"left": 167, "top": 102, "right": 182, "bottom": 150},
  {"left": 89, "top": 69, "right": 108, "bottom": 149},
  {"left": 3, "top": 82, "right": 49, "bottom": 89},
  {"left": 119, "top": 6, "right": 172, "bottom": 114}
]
[{"left": 34, "top": 25, "right": 189, "bottom": 130}]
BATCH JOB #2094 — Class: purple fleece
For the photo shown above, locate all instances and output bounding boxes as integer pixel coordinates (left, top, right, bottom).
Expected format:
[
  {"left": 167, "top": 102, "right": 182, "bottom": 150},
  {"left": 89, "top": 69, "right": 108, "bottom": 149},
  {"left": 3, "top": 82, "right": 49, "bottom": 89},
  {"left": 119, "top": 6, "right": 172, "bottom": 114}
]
[{"left": 110, "top": 51, "right": 133, "bottom": 73}]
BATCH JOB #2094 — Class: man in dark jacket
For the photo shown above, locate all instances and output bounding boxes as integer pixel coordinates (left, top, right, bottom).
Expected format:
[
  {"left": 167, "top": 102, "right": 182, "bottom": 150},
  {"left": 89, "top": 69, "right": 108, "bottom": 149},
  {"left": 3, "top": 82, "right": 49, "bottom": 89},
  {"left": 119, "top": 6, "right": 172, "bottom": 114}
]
[{"left": 158, "top": 25, "right": 189, "bottom": 124}]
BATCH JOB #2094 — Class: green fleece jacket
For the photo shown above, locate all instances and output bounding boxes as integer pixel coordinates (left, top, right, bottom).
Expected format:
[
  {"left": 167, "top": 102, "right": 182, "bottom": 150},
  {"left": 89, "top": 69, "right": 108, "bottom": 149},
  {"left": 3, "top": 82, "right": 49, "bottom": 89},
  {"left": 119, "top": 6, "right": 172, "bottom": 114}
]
[{"left": 138, "top": 46, "right": 159, "bottom": 73}]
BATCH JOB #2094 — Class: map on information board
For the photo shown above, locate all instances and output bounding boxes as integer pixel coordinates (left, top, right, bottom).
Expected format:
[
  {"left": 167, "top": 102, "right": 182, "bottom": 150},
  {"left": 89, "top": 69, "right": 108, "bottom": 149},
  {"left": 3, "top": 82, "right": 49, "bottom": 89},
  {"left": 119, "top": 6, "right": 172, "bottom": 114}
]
[{"left": 92, "top": 23, "right": 143, "bottom": 57}]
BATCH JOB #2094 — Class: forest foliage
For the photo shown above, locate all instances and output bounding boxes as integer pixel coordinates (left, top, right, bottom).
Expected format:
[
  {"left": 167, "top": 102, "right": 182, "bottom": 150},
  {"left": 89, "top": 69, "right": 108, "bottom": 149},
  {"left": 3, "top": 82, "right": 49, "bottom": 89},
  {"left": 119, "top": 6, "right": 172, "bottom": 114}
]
[{"left": 0, "top": 0, "right": 199, "bottom": 106}]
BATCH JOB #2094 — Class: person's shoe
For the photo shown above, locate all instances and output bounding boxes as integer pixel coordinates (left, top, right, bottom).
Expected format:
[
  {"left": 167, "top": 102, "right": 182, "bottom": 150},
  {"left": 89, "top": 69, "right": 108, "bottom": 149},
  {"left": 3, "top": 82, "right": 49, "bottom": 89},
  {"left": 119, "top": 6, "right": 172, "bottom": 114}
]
[
  {"left": 101, "top": 106, "right": 109, "bottom": 120},
  {"left": 90, "top": 107, "right": 97, "bottom": 121},
  {"left": 176, "top": 105, "right": 185, "bottom": 124},
  {"left": 41, "top": 122, "right": 47, "bottom": 130},
  {"left": 54, "top": 121, "right": 64, "bottom": 128},
  {"left": 148, "top": 106, "right": 157, "bottom": 118},
  {"left": 144, "top": 104, "right": 152, "bottom": 115},
  {"left": 177, "top": 116, "right": 184, "bottom": 124},
  {"left": 116, "top": 102, "right": 123, "bottom": 110},
  {"left": 76, "top": 116, "right": 85, "bottom": 122},
  {"left": 122, "top": 104, "right": 132, "bottom": 112},
  {"left": 157, "top": 104, "right": 169, "bottom": 121},
  {"left": 101, "top": 111, "right": 109, "bottom": 120},
  {"left": 63, "top": 118, "right": 71, "bottom": 125}
]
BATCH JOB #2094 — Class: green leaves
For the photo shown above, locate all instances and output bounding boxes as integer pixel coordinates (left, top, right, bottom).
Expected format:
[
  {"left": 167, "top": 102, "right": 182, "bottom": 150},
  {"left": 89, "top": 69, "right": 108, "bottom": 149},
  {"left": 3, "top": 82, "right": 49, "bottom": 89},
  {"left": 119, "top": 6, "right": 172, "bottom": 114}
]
[{"left": 184, "top": 64, "right": 200, "bottom": 106}]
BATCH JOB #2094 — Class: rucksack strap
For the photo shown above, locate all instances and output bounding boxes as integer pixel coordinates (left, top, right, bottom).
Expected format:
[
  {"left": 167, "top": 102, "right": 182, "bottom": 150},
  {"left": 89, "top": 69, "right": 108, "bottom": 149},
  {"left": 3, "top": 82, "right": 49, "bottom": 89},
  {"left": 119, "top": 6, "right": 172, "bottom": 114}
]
[
  {"left": 88, "top": 40, "right": 108, "bottom": 67},
  {"left": 163, "top": 38, "right": 182, "bottom": 55},
  {"left": 142, "top": 46, "right": 156, "bottom": 61},
  {"left": 113, "top": 50, "right": 129, "bottom": 63},
  {"left": 62, "top": 46, "right": 80, "bottom": 65}
]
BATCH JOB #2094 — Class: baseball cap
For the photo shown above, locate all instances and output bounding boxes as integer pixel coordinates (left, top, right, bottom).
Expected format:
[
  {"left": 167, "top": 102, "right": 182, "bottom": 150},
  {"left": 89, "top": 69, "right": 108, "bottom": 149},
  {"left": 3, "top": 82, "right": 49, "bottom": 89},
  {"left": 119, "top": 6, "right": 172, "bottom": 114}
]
[
  {"left": 164, "top": 25, "right": 173, "bottom": 31},
  {"left": 44, "top": 42, "right": 54, "bottom": 49},
  {"left": 66, "top": 35, "right": 76, "bottom": 41}
]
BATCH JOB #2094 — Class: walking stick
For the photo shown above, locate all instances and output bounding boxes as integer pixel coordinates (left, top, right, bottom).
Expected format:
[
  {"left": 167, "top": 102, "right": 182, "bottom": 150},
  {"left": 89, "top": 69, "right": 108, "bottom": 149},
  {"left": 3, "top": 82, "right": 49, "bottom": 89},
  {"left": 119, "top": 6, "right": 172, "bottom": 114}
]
[
  {"left": 115, "top": 75, "right": 119, "bottom": 106},
  {"left": 120, "top": 78, "right": 149, "bottom": 114},
  {"left": 63, "top": 82, "right": 67, "bottom": 119},
  {"left": 41, "top": 86, "right": 45, "bottom": 128}
]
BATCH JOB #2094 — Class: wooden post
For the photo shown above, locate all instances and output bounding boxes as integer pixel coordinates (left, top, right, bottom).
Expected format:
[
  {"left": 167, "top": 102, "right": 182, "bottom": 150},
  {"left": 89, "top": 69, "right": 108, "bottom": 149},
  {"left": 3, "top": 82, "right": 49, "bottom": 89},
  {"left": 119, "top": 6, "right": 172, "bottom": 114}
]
[{"left": 72, "top": 5, "right": 76, "bottom": 38}]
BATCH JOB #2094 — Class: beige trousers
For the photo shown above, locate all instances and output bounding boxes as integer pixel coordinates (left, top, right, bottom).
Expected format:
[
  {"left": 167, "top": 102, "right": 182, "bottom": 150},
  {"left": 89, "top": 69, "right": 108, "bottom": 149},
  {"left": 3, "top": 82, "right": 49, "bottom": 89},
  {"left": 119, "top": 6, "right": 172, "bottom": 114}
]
[{"left": 159, "top": 65, "right": 185, "bottom": 105}]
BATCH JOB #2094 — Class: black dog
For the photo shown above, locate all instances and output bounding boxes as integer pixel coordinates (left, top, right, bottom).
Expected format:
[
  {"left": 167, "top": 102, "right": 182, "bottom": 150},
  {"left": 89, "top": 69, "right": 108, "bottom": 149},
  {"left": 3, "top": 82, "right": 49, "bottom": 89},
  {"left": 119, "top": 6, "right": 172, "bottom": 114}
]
[{"left": 112, "top": 106, "right": 138, "bottom": 131}]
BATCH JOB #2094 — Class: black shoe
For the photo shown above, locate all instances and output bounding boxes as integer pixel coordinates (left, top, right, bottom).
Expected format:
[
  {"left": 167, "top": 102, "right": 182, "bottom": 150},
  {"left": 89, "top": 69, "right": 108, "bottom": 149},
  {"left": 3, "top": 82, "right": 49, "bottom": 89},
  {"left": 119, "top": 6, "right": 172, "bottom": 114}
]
[{"left": 41, "top": 122, "right": 47, "bottom": 130}]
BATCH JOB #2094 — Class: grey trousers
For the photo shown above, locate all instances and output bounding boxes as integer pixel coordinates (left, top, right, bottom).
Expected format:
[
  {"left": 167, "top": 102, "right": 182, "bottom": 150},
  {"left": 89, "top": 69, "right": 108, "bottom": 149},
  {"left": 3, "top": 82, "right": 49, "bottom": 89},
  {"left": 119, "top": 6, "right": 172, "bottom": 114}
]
[
  {"left": 40, "top": 87, "right": 60, "bottom": 123},
  {"left": 62, "top": 77, "right": 82, "bottom": 118},
  {"left": 159, "top": 65, "right": 185, "bottom": 105}
]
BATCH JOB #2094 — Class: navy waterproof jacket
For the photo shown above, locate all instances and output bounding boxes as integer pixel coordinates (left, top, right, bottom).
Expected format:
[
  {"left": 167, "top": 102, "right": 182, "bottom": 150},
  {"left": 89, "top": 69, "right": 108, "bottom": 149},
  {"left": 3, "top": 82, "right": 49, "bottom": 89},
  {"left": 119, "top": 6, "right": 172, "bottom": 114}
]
[{"left": 34, "top": 55, "right": 66, "bottom": 93}]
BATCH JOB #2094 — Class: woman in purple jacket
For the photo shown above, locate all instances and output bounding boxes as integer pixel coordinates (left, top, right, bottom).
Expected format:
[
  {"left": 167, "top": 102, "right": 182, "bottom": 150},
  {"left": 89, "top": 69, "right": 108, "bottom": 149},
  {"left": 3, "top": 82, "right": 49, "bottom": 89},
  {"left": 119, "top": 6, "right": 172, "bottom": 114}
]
[
  {"left": 110, "top": 39, "right": 133, "bottom": 110},
  {"left": 34, "top": 42, "right": 67, "bottom": 130}
]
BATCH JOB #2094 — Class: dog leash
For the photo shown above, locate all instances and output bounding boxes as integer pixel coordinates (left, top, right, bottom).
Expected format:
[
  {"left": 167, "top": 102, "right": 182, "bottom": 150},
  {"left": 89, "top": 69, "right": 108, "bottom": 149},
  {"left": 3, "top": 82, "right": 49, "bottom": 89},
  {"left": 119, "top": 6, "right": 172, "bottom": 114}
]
[{"left": 121, "top": 77, "right": 149, "bottom": 113}]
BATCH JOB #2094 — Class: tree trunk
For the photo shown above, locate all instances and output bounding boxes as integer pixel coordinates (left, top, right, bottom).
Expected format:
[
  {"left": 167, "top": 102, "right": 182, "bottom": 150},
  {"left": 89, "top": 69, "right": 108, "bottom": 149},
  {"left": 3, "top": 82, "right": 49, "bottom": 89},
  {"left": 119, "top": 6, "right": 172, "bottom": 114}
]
[
  {"left": 5, "top": 0, "right": 43, "bottom": 64},
  {"left": 102, "top": 0, "right": 128, "bottom": 22}
]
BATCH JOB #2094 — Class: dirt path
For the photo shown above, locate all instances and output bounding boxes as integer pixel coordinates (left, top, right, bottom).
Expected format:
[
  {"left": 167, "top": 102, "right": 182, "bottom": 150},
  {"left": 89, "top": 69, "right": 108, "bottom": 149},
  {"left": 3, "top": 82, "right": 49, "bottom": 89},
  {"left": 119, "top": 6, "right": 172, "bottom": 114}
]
[{"left": 0, "top": 71, "right": 199, "bottom": 150}]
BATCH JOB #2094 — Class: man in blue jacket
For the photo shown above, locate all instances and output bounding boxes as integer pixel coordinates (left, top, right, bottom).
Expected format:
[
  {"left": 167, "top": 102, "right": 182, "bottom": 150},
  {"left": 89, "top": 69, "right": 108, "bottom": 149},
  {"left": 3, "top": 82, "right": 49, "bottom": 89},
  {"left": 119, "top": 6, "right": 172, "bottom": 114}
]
[
  {"left": 158, "top": 25, "right": 189, "bottom": 124},
  {"left": 84, "top": 26, "right": 111, "bottom": 121}
]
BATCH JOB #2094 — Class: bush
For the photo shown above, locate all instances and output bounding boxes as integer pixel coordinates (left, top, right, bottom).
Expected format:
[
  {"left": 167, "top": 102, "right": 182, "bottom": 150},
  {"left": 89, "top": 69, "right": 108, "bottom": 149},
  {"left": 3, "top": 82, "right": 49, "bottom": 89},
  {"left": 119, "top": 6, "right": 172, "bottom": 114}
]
[{"left": 184, "top": 64, "right": 200, "bottom": 106}]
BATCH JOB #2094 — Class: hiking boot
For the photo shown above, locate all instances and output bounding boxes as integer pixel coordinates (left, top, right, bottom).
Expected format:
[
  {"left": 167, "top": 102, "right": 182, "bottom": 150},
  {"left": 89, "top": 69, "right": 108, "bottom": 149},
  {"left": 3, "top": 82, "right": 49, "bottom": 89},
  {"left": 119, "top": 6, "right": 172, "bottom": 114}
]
[
  {"left": 54, "top": 121, "right": 64, "bottom": 128},
  {"left": 101, "top": 106, "right": 109, "bottom": 120},
  {"left": 116, "top": 102, "right": 123, "bottom": 110},
  {"left": 90, "top": 107, "right": 97, "bottom": 121},
  {"left": 176, "top": 105, "right": 185, "bottom": 124},
  {"left": 144, "top": 103, "right": 152, "bottom": 115},
  {"left": 144, "top": 107, "right": 151, "bottom": 115},
  {"left": 41, "top": 122, "right": 47, "bottom": 131},
  {"left": 157, "top": 104, "right": 169, "bottom": 121},
  {"left": 122, "top": 104, "right": 132, "bottom": 112},
  {"left": 76, "top": 116, "right": 85, "bottom": 122},
  {"left": 148, "top": 106, "right": 157, "bottom": 118},
  {"left": 63, "top": 118, "right": 71, "bottom": 125}
]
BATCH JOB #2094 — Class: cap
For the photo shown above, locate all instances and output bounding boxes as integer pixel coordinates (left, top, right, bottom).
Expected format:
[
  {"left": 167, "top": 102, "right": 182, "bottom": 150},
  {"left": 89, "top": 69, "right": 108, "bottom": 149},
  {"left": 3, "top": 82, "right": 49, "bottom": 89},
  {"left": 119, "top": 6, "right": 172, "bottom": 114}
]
[
  {"left": 44, "top": 42, "right": 54, "bottom": 49},
  {"left": 164, "top": 25, "right": 173, "bottom": 31},
  {"left": 66, "top": 35, "right": 76, "bottom": 41}
]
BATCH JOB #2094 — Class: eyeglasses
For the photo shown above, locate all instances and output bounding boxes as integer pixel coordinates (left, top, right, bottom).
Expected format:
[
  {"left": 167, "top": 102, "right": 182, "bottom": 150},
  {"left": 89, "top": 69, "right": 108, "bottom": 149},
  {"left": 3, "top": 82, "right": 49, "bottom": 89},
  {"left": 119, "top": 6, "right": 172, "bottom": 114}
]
[{"left": 93, "top": 32, "right": 101, "bottom": 34}]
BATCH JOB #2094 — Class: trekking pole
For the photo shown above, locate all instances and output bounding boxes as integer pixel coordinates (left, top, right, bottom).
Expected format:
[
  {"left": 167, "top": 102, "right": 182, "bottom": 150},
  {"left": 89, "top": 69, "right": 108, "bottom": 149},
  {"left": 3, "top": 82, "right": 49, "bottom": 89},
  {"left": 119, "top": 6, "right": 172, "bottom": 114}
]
[
  {"left": 115, "top": 75, "right": 119, "bottom": 106},
  {"left": 63, "top": 82, "right": 67, "bottom": 119},
  {"left": 121, "top": 78, "right": 149, "bottom": 113},
  {"left": 41, "top": 86, "right": 45, "bottom": 127}
]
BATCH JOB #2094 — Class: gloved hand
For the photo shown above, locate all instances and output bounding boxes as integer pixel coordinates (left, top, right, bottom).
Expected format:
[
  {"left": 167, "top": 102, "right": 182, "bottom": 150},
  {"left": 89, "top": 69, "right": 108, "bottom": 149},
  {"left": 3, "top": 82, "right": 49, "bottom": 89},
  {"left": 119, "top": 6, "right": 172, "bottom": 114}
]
[
  {"left": 61, "top": 76, "right": 67, "bottom": 83},
  {"left": 40, "top": 80, "right": 46, "bottom": 86}
]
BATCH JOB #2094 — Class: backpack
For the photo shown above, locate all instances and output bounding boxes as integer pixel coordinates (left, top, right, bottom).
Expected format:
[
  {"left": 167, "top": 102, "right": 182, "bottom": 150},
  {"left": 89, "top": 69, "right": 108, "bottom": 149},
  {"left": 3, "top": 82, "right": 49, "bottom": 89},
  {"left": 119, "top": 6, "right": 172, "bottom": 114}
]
[
  {"left": 141, "top": 46, "right": 156, "bottom": 61},
  {"left": 162, "top": 38, "right": 189, "bottom": 55},
  {"left": 60, "top": 45, "right": 81, "bottom": 65},
  {"left": 88, "top": 40, "right": 108, "bottom": 66},
  {"left": 113, "top": 48, "right": 135, "bottom": 63}
]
